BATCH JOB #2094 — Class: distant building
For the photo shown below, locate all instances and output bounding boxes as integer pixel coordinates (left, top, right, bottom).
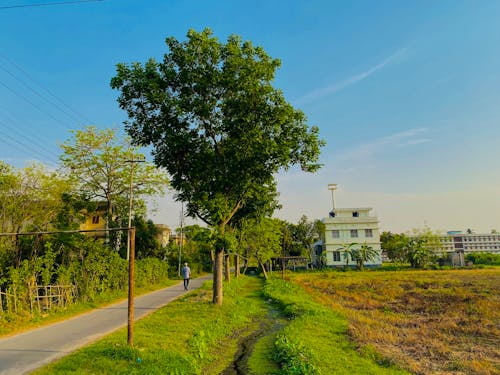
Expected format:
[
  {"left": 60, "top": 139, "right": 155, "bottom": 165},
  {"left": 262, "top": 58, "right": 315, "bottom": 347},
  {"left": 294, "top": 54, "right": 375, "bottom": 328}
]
[
  {"left": 169, "top": 233, "right": 187, "bottom": 246},
  {"left": 407, "top": 231, "right": 500, "bottom": 266},
  {"left": 439, "top": 232, "right": 500, "bottom": 254},
  {"left": 79, "top": 205, "right": 107, "bottom": 238},
  {"left": 319, "top": 207, "right": 382, "bottom": 268},
  {"left": 154, "top": 224, "right": 171, "bottom": 247}
]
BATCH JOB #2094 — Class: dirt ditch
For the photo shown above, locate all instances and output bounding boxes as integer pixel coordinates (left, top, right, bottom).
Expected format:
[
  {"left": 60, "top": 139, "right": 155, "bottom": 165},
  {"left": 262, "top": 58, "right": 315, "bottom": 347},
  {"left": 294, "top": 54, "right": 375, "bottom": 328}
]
[{"left": 221, "top": 304, "right": 285, "bottom": 375}]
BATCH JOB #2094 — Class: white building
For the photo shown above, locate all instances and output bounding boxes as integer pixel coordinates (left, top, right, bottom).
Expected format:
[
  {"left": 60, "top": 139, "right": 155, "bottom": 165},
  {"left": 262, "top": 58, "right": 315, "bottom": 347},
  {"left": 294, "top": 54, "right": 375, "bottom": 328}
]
[
  {"left": 320, "top": 207, "right": 382, "bottom": 267},
  {"left": 438, "top": 232, "right": 500, "bottom": 254}
]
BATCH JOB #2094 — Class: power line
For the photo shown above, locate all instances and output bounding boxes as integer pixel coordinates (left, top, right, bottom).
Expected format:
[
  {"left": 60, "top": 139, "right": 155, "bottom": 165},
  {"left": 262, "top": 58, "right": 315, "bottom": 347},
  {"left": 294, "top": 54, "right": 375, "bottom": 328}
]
[
  {"left": 0, "top": 79, "right": 74, "bottom": 132},
  {"left": 0, "top": 0, "right": 104, "bottom": 10},
  {"left": 0, "top": 105, "right": 59, "bottom": 148},
  {"left": 0, "top": 63, "right": 86, "bottom": 127},
  {"left": 0, "top": 126, "right": 59, "bottom": 164},
  {"left": 0, "top": 54, "right": 93, "bottom": 125},
  {"left": 0, "top": 117, "right": 60, "bottom": 161}
]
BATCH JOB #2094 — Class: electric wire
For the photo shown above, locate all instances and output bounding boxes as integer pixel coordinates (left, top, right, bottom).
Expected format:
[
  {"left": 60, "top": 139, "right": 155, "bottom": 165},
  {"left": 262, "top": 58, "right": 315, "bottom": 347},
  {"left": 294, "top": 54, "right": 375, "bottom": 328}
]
[
  {"left": 0, "top": 105, "right": 61, "bottom": 150},
  {"left": 0, "top": 116, "right": 60, "bottom": 161},
  {"left": 0, "top": 0, "right": 104, "bottom": 10},
  {"left": 0, "top": 54, "right": 93, "bottom": 125},
  {"left": 0, "top": 79, "right": 75, "bottom": 132},
  {"left": 0, "top": 64, "right": 86, "bottom": 127},
  {"left": 0, "top": 125, "right": 59, "bottom": 164}
]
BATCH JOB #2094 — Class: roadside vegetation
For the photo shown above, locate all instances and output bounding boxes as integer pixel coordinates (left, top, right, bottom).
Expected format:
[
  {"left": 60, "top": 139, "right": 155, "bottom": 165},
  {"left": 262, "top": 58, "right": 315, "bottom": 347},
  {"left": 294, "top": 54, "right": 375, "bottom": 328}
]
[
  {"left": 34, "top": 274, "right": 414, "bottom": 375},
  {"left": 290, "top": 268, "right": 500, "bottom": 375},
  {"left": 33, "top": 276, "right": 271, "bottom": 375}
]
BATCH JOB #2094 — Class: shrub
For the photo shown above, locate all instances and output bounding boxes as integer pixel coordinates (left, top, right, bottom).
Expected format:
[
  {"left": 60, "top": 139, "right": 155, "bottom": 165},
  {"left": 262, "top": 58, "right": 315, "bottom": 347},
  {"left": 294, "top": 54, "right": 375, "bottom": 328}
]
[{"left": 465, "top": 252, "right": 500, "bottom": 265}]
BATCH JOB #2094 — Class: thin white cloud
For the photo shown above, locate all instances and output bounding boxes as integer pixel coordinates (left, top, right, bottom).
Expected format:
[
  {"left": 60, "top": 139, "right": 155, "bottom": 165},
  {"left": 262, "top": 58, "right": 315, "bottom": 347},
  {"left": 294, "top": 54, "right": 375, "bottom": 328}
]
[
  {"left": 297, "top": 48, "right": 408, "bottom": 104},
  {"left": 398, "top": 138, "right": 430, "bottom": 147},
  {"left": 338, "top": 127, "right": 429, "bottom": 161}
]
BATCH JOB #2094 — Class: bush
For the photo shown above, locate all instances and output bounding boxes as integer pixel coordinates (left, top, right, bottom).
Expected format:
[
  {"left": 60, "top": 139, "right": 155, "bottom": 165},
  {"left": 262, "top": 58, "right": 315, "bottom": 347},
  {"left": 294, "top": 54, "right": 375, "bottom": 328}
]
[{"left": 465, "top": 252, "right": 500, "bottom": 265}]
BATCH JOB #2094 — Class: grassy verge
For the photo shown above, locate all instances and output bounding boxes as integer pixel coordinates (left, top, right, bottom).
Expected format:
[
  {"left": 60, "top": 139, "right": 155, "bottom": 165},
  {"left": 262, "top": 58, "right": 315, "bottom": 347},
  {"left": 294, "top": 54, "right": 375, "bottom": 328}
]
[
  {"left": 33, "top": 276, "right": 270, "bottom": 375},
  {"left": 0, "top": 279, "right": 178, "bottom": 337},
  {"left": 263, "top": 276, "right": 408, "bottom": 375}
]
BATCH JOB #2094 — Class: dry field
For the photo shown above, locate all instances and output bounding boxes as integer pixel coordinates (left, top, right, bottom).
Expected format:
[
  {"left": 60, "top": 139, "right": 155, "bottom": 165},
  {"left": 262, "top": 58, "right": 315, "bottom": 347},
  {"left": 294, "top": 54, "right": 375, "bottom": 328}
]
[{"left": 291, "top": 268, "right": 500, "bottom": 375}]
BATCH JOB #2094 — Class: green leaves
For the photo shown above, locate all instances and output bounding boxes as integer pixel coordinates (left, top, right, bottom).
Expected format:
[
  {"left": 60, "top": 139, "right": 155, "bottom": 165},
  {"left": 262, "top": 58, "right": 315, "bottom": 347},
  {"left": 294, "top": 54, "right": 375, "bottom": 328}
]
[
  {"left": 111, "top": 28, "right": 324, "bottom": 228},
  {"left": 59, "top": 126, "right": 168, "bottom": 225}
]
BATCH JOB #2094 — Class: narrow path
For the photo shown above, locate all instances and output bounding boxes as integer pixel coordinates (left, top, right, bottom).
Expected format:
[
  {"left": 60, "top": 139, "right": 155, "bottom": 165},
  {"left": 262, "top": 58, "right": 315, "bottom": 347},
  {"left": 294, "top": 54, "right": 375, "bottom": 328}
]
[{"left": 0, "top": 274, "right": 212, "bottom": 375}]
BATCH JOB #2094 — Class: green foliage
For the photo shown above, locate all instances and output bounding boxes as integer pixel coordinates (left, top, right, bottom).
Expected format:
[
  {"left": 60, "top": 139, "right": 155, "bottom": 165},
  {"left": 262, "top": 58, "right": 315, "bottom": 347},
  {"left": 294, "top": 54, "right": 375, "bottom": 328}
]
[
  {"left": 59, "top": 126, "right": 168, "bottom": 228},
  {"left": 352, "top": 243, "right": 379, "bottom": 270},
  {"left": 0, "top": 234, "right": 169, "bottom": 318},
  {"left": 111, "top": 28, "right": 324, "bottom": 303},
  {"left": 382, "top": 229, "right": 443, "bottom": 268},
  {"left": 380, "top": 232, "right": 410, "bottom": 262},
  {"left": 132, "top": 216, "right": 161, "bottom": 259},
  {"left": 135, "top": 258, "right": 169, "bottom": 287},
  {"left": 274, "top": 335, "right": 319, "bottom": 374},
  {"left": 406, "top": 237, "right": 435, "bottom": 268},
  {"left": 112, "top": 28, "right": 323, "bottom": 227},
  {"left": 465, "top": 252, "right": 500, "bottom": 265},
  {"left": 279, "top": 217, "right": 324, "bottom": 259},
  {"left": 239, "top": 217, "right": 283, "bottom": 274},
  {"left": 339, "top": 242, "right": 358, "bottom": 268},
  {"left": 0, "top": 162, "right": 73, "bottom": 266}
]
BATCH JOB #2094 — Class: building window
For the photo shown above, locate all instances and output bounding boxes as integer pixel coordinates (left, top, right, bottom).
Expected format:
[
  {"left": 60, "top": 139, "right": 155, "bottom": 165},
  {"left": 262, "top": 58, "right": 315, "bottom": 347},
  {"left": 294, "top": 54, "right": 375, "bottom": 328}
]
[
  {"left": 352, "top": 211, "right": 359, "bottom": 217},
  {"left": 350, "top": 229, "right": 358, "bottom": 238},
  {"left": 92, "top": 216, "right": 100, "bottom": 224},
  {"left": 333, "top": 251, "right": 341, "bottom": 262},
  {"left": 332, "top": 230, "right": 340, "bottom": 238},
  {"left": 365, "top": 229, "right": 373, "bottom": 237}
]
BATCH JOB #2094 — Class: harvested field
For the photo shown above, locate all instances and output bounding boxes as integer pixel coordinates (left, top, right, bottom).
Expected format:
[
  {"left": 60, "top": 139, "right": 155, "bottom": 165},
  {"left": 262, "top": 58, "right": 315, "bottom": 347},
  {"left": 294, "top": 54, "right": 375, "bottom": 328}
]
[{"left": 291, "top": 268, "right": 500, "bottom": 375}]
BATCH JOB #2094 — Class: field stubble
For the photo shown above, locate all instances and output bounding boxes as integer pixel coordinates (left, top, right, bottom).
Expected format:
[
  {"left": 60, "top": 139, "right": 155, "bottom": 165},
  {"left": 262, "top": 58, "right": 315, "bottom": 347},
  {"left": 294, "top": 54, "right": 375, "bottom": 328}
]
[{"left": 291, "top": 269, "right": 500, "bottom": 375}]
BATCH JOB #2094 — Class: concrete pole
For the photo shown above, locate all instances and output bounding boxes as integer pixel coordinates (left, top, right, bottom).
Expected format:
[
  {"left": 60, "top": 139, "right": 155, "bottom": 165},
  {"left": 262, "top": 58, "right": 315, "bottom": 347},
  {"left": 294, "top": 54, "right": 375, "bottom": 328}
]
[
  {"left": 127, "top": 227, "right": 135, "bottom": 346},
  {"left": 126, "top": 157, "right": 144, "bottom": 261}
]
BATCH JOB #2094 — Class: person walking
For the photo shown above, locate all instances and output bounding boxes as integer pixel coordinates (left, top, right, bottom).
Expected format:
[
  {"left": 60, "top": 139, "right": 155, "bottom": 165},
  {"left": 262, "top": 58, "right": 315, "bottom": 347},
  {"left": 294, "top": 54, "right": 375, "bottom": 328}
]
[{"left": 181, "top": 263, "right": 191, "bottom": 290}]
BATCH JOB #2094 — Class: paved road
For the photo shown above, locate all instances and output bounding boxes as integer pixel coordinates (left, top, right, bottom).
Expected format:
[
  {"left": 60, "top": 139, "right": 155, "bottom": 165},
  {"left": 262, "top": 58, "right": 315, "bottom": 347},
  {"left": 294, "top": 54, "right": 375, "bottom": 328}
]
[{"left": 0, "top": 274, "right": 212, "bottom": 374}]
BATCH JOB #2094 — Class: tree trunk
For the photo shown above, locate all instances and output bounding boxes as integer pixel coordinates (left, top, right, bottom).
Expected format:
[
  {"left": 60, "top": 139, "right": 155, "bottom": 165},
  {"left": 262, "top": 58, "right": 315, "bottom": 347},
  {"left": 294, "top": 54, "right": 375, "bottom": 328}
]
[
  {"left": 224, "top": 254, "right": 231, "bottom": 283},
  {"left": 257, "top": 258, "right": 268, "bottom": 279},
  {"left": 213, "top": 248, "right": 223, "bottom": 305},
  {"left": 234, "top": 254, "right": 240, "bottom": 278}
]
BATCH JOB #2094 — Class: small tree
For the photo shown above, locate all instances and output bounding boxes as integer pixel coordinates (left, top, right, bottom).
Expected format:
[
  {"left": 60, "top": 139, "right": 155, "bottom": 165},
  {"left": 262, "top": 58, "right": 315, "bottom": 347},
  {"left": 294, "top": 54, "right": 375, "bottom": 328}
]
[
  {"left": 60, "top": 126, "right": 168, "bottom": 234},
  {"left": 405, "top": 238, "right": 431, "bottom": 268},
  {"left": 339, "top": 243, "right": 357, "bottom": 269},
  {"left": 239, "top": 218, "right": 282, "bottom": 279},
  {"left": 380, "top": 231, "right": 412, "bottom": 262},
  {"left": 111, "top": 29, "right": 324, "bottom": 304},
  {"left": 352, "top": 243, "right": 379, "bottom": 270}
]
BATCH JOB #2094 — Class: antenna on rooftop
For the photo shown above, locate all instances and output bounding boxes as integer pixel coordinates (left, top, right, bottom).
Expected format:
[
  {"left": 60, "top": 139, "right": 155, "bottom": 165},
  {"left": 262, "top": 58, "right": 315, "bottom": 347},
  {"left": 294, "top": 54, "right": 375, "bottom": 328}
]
[{"left": 328, "top": 183, "right": 337, "bottom": 217}]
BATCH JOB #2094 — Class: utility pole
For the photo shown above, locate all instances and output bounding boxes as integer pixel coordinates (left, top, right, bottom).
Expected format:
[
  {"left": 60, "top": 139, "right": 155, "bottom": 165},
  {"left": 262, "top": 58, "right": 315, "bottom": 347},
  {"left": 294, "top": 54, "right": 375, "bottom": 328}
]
[
  {"left": 177, "top": 202, "right": 184, "bottom": 277},
  {"left": 128, "top": 227, "right": 136, "bottom": 346},
  {"left": 125, "top": 157, "right": 145, "bottom": 260}
]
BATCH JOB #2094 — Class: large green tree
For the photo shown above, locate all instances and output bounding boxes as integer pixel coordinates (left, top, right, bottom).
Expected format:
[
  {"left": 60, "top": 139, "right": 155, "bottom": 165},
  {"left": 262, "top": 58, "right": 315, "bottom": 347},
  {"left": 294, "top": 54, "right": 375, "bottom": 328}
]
[{"left": 111, "top": 29, "right": 324, "bottom": 304}]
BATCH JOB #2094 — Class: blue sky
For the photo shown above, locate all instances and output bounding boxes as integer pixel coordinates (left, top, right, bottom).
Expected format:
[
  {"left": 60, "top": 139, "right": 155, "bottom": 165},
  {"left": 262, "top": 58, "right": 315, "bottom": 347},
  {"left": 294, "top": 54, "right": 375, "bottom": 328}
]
[{"left": 1, "top": 0, "right": 499, "bottom": 233}]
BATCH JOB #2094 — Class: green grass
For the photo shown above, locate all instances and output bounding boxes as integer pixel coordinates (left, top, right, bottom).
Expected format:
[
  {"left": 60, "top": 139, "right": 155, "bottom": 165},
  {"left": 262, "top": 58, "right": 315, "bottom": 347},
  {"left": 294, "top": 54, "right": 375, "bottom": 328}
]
[
  {"left": 263, "top": 276, "right": 409, "bottom": 375},
  {"left": 33, "top": 276, "right": 272, "bottom": 375}
]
